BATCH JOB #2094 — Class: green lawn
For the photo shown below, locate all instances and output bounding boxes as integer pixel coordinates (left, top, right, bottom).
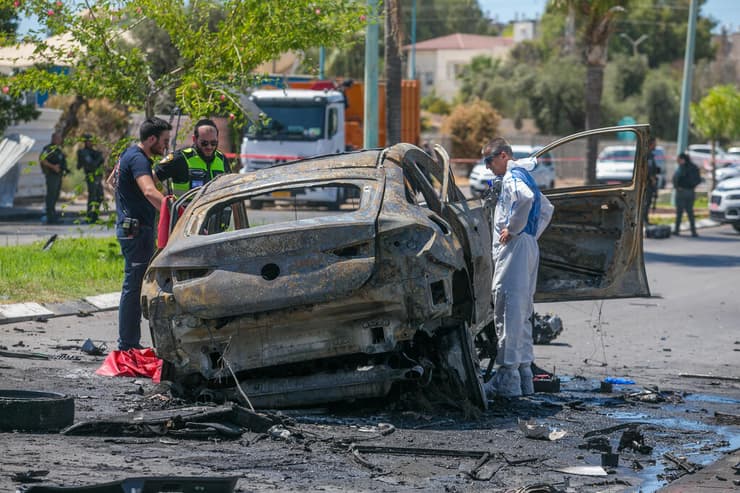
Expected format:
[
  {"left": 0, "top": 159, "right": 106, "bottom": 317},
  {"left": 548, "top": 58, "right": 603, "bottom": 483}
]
[{"left": 0, "top": 237, "right": 123, "bottom": 303}]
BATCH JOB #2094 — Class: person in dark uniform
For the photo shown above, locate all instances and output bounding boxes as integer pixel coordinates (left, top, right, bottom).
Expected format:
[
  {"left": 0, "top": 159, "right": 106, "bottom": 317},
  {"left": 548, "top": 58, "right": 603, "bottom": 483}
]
[
  {"left": 115, "top": 117, "right": 171, "bottom": 351},
  {"left": 39, "top": 132, "right": 68, "bottom": 224},
  {"left": 644, "top": 137, "right": 658, "bottom": 225},
  {"left": 154, "top": 119, "right": 231, "bottom": 197},
  {"left": 672, "top": 152, "right": 701, "bottom": 237},
  {"left": 76, "top": 134, "right": 105, "bottom": 222}
]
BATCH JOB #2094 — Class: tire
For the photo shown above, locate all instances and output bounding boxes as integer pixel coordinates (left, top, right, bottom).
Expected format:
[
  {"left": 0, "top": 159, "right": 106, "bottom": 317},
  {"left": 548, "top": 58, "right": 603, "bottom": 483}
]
[
  {"left": 0, "top": 390, "right": 74, "bottom": 432},
  {"left": 438, "top": 324, "right": 487, "bottom": 410},
  {"left": 733, "top": 223, "right": 740, "bottom": 233}
]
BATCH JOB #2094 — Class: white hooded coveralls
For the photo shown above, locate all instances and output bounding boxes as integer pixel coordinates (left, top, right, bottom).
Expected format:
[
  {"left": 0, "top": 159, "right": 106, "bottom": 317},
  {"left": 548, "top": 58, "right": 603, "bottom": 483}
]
[{"left": 488, "top": 160, "right": 554, "bottom": 396}]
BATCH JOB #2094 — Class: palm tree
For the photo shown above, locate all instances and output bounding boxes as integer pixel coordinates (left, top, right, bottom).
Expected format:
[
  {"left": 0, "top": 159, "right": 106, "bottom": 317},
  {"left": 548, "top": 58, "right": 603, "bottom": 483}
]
[
  {"left": 553, "top": 1, "right": 626, "bottom": 184},
  {"left": 385, "top": 0, "right": 402, "bottom": 145}
]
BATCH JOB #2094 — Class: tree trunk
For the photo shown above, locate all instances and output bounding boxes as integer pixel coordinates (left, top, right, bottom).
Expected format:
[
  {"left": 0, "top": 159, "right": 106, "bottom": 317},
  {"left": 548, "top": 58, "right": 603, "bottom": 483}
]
[
  {"left": 384, "top": 0, "right": 402, "bottom": 145},
  {"left": 585, "top": 63, "right": 604, "bottom": 185},
  {"left": 57, "top": 95, "right": 86, "bottom": 139}
]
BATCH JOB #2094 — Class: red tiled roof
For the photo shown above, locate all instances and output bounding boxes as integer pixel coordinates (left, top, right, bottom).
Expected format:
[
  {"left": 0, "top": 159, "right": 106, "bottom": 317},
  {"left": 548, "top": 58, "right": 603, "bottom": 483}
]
[{"left": 405, "top": 33, "right": 515, "bottom": 51}]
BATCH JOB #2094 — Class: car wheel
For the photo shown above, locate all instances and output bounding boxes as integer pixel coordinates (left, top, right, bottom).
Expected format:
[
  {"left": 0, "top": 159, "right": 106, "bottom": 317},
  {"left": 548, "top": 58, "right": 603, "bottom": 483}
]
[
  {"left": 437, "top": 324, "right": 487, "bottom": 410},
  {"left": 0, "top": 390, "right": 74, "bottom": 432},
  {"left": 733, "top": 223, "right": 740, "bottom": 233}
]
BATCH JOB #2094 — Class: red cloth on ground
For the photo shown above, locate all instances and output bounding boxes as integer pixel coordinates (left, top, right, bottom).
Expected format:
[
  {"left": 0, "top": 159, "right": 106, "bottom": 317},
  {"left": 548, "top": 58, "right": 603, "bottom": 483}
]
[{"left": 96, "top": 348, "right": 163, "bottom": 383}]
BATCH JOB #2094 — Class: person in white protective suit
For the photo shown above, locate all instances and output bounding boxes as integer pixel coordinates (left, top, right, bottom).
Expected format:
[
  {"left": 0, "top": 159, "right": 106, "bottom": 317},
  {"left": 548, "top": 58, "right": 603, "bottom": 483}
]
[{"left": 482, "top": 138, "right": 554, "bottom": 398}]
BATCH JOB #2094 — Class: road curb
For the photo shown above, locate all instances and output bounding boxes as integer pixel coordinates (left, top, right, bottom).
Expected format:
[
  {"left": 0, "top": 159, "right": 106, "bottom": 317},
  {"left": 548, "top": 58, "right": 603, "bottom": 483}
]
[{"left": 0, "top": 292, "right": 120, "bottom": 325}]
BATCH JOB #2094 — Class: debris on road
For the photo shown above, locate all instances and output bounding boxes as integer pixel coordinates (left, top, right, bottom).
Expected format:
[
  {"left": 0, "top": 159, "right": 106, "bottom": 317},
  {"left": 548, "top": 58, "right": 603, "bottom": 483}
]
[
  {"left": 62, "top": 403, "right": 290, "bottom": 439},
  {"left": 20, "top": 476, "right": 238, "bottom": 492},
  {"left": 617, "top": 427, "right": 653, "bottom": 455},
  {"left": 532, "top": 312, "right": 564, "bottom": 344},
  {"left": 663, "top": 452, "right": 699, "bottom": 474},
  {"left": 679, "top": 373, "right": 740, "bottom": 382},
  {"left": 553, "top": 465, "right": 608, "bottom": 476},
  {"left": 518, "top": 419, "right": 567, "bottom": 441}
]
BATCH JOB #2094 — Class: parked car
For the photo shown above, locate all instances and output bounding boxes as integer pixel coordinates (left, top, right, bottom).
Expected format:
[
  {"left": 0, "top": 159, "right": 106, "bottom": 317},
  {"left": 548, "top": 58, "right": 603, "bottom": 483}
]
[
  {"left": 686, "top": 144, "right": 736, "bottom": 170},
  {"left": 595, "top": 145, "right": 667, "bottom": 189},
  {"left": 142, "top": 126, "right": 651, "bottom": 410},
  {"left": 709, "top": 175, "right": 740, "bottom": 233},
  {"left": 715, "top": 162, "right": 740, "bottom": 182},
  {"left": 469, "top": 145, "right": 555, "bottom": 196}
]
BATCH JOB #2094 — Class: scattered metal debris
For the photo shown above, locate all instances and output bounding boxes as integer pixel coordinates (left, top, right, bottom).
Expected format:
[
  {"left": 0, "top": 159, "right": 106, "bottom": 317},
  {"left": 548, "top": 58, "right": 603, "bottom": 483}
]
[
  {"left": 10, "top": 470, "right": 49, "bottom": 483},
  {"left": 618, "top": 427, "right": 653, "bottom": 454},
  {"left": 714, "top": 412, "right": 740, "bottom": 425},
  {"left": 532, "top": 313, "right": 564, "bottom": 344},
  {"left": 679, "top": 373, "right": 740, "bottom": 382},
  {"left": 578, "top": 436, "right": 612, "bottom": 453},
  {"left": 506, "top": 485, "right": 565, "bottom": 493},
  {"left": 601, "top": 452, "right": 619, "bottom": 468},
  {"left": 0, "top": 349, "right": 49, "bottom": 360},
  {"left": 663, "top": 452, "right": 699, "bottom": 474},
  {"left": 624, "top": 387, "right": 683, "bottom": 404},
  {"left": 62, "top": 403, "right": 291, "bottom": 439},
  {"left": 20, "top": 476, "right": 238, "bottom": 492},
  {"left": 80, "top": 338, "right": 107, "bottom": 356},
  {"left": 518, "top": 419, "right": 567, "bottom": 441},
  {"left": 553, "top": 465, "right": 607, "bottom": 476}
]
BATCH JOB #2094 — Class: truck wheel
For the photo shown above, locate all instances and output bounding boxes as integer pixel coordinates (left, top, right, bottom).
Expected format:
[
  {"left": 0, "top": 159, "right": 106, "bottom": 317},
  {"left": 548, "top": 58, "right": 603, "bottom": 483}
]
[{"left": 0, "top": 390, "right": 74, "bottom": 432}]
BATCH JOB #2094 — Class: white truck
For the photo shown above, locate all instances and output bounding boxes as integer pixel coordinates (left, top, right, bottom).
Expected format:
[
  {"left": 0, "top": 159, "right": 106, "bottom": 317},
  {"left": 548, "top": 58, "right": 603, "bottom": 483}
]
[{"left": 239, "top": 88, "right": 349, "bottom": 210}]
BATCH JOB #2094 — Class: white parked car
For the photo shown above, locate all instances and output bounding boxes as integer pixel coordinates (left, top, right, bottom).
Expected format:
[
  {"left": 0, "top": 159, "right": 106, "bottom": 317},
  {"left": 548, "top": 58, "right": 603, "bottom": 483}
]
[
  {"left": 709, "top": 175, "right": 740, "bottom": 233},
  {"left": 686, "top": 144, "right": 736, "bottom": 170},
  {"left": 468, "top": 145, "right": 555, "bottom": 196},
  {"left": 595, "top": 145, "right": 667, "bottom": 189},
  {"left": 715, "top": 162, "right": 740, "bottom": 182}
]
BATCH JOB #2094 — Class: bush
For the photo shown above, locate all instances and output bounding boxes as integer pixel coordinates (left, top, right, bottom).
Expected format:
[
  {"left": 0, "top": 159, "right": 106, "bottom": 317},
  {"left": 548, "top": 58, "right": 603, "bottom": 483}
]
[
  {"left": 421, "top": 91, "right": 451, "bottom": 115},
  {"left": 441, "top": 100, "right": 501, "bottom": 159}
]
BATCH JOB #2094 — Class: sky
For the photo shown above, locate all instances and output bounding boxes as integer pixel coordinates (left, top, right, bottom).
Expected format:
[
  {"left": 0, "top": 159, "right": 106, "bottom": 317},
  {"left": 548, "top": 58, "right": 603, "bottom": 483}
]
[{"left": 479, "top": 0, "right": 740, "bottom": 33}]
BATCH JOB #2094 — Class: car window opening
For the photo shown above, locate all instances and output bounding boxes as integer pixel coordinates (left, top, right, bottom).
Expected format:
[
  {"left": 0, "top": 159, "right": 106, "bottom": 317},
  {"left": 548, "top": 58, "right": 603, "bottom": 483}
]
[{"left": 198, "top": 183, "right": 364, "bottom": 235}]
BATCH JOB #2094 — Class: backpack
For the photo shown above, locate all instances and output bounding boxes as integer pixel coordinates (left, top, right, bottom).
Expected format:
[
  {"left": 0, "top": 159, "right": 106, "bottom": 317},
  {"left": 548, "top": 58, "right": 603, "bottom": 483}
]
[{"left": 686, "top": 163, "right": 702, "bottom": 188}]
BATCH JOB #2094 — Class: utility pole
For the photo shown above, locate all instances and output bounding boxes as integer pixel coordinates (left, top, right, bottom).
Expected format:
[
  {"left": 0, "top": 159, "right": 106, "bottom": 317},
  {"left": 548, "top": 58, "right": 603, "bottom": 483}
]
[
  {"left": 677, "top": 0, "right": 699, "bottom": 154},
  {"left": 364, "top": 0, "right": 379, "bottom": 149},
  {"left": 319, "top": 47, "right": 325, "bottom": 80}
]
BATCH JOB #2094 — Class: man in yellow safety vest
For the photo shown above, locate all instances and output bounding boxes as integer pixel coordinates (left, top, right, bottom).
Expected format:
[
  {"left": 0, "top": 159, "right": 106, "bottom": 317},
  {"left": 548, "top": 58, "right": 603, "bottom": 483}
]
[{"left": 155, "top": 118, "right": 231, "bottom": 196}]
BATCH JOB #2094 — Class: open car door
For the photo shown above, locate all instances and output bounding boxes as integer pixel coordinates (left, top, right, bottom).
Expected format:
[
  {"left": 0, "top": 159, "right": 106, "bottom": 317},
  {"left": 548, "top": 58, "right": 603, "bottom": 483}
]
[{"left": 532, "top": 125, "right": 651, "bottom": 302}]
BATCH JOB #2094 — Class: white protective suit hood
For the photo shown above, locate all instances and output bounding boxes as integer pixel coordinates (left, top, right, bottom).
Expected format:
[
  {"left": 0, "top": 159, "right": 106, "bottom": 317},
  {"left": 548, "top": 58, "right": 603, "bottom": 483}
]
[{"left": 508, "top": 157, "right": 537, "bottom": 172}]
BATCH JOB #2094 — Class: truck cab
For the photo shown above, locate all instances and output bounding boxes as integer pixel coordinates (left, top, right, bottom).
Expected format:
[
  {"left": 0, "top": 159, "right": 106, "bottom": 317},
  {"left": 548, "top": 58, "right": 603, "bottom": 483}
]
[{"left": 240, "top": 89, "right": 346, "bottom": 172}]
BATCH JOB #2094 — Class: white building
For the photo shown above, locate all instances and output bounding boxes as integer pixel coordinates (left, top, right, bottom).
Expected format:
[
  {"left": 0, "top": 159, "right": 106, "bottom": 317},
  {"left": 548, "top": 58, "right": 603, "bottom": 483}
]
[{"left": 405, "top": 33, "right": 515, "bottom": 101}]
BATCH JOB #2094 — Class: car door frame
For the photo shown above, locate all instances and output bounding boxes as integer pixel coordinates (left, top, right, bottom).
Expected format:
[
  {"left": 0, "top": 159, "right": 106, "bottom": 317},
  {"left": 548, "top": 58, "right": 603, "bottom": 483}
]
[{"left": 531, "top": 124, "right": 651, "bottom": 302}]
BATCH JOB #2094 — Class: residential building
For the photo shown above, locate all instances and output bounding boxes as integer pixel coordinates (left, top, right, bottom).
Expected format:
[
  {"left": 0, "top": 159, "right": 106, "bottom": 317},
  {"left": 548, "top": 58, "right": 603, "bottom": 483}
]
[{"left": 404, "top": 33, "right": 515, "bottom": 101}]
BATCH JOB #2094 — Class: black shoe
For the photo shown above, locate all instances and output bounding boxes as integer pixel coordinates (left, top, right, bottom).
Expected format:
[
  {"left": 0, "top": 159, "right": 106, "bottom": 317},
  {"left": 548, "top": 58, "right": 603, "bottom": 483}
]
[{"left": 691, "top": 232, "right": 699, "bottom": 237}]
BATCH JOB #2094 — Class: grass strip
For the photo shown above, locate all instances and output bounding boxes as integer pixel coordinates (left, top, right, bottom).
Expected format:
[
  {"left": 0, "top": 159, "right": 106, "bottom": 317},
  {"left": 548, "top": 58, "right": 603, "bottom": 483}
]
[{"left": 0, "top": 236, "right": 123, "bottom": 303}]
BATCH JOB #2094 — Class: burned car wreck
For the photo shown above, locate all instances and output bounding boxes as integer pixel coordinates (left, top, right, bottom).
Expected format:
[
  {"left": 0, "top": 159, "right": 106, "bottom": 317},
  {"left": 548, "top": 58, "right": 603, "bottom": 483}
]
[
  {"left": 142, "top": 125, "right": 652, "bottom": 410},
  {"left": 143, "top": 143, "right": 494, "bottom": 409}
]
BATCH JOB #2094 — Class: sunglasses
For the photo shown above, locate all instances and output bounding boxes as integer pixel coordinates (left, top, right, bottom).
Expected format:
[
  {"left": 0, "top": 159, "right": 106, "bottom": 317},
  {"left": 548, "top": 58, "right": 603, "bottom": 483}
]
[
  {"left": 483, "top": 151, "right": 503, "bottom": 166},
  {"left": 199, "top": 140, "right": 219, "bottom": 148}
]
